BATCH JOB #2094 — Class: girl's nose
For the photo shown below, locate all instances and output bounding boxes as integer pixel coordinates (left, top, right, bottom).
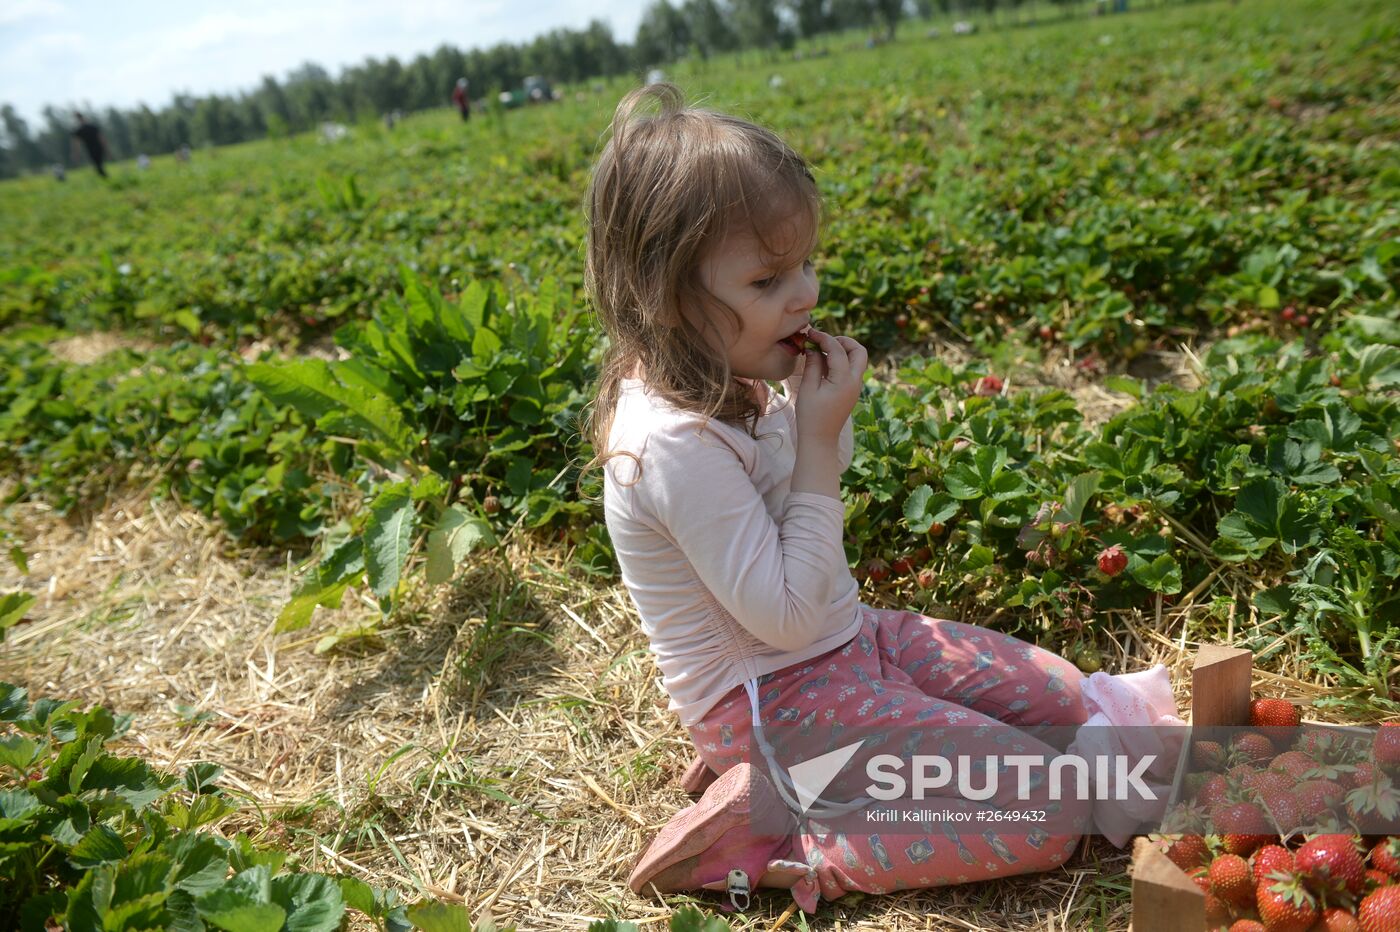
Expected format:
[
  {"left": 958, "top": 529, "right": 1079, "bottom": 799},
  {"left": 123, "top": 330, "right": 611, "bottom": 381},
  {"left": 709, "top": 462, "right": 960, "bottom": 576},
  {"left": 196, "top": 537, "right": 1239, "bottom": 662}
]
[{"left": 791, "top": 271, "right": 819, "bottom": 312}]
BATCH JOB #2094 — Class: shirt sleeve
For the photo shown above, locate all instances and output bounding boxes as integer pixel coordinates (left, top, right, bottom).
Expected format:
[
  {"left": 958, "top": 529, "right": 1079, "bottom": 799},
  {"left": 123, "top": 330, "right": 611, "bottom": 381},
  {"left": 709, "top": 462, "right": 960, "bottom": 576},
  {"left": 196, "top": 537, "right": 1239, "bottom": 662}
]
[{"left": 634, "top": 418, "right": 853, "bottom": 653}]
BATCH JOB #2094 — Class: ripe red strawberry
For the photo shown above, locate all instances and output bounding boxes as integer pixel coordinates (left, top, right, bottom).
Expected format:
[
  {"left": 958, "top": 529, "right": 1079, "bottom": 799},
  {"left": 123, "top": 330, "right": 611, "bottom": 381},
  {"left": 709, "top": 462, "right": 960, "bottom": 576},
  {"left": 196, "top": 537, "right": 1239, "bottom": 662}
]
[
  {"left": 890, "top": 554, "right": 916, "bottom": 575},
  {"left": 971, "top": 374, "right": 1003, "bottom": 396},
  {"left": 1365, "top": 869, "right": 1391, "bottom": 890},
  {"left": 1244, "top": 770, "right": 1297, "bottom": 796},
  {"left": 1193, "top": 739, "right": 1227, "bottom": 769},
  {"left": 1296, "top": 835, "right": 1368, "bottom": 898},
  {"left": 1096, "top": 544, "right": 1128, "bottom": 577},
  {"left": 1271, "top": 751, "right": 1320, "bottom": 781},
  {"left": 1251, "top": 698, "right": 1302, "bottom": 728},
  {"left": 1165, "top": 834, "right": 1211, "bottom": 873},
  {"left": 1211, "top": 853, "right": 1257, "bottom": 909},
  {"left": 1213, "top": 801, "right": 1276, "bottom": 856},
  {"left": 1376, "top": 724, "right": 1400, "bottom": 773},
  {"left": 1358, "top": 885, "right": 1400, "bottom": 932},
  {"left": 1234, "top": 731, "right": 1279, "bottom": 764},
  {"left": 1255, "top": 789, "right": 1302, "bottom": 834},
  {"left": 1256, "top": 870, "right": 1321, "bottom": 931},
  {"left": 1193, "top": 874, "right": 1233, "bottom": 927},
  {"left": 1371, "top": 837, "right": 1400, "bottom": 878},
  {"left": 1252, "top": 844, "right": 1295, "bottom": 886},
  {"left": 1355, "top": 763, "right": 1380, "bottom": 789},
  {"left": 1318, "top": 905, "right": 1363, "bottom": 932},
  {"left": 1296, "top": 780, "right": 1348, "bottom": 822},
  {"left": 1198, "top": 774, "right": 1232, "bottom": 808},
  {"left": 863, "top": 558, "right": 891, "bottom": 584},
  {"left": 1230, "top": 921, "right": 1266, "bottom": 932}
]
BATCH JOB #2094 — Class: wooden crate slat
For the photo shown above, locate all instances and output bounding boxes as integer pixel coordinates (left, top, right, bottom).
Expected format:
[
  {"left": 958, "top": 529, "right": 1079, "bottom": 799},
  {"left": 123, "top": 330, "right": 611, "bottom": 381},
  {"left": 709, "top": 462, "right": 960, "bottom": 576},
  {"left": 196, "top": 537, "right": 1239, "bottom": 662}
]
[
  {"left": 1129, "top": 646, "right": 1254, "bottom": 930},
  {"left": 1189, "top": 645, "right": 1252, "bottom": 727},
  {"left": 1128, "top": 836, "right": 1206, "bottom": 932}
]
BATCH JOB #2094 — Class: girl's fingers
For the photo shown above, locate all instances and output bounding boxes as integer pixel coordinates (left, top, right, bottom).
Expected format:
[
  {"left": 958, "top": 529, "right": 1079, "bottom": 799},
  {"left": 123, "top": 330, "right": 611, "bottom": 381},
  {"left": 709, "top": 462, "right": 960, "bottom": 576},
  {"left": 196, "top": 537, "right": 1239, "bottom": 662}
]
[
  {"left": 801, "top": 343, "right": 826, "bottom": 386},
  {"left": 804, "top": 329, "right": 867, "bottom": 386},
  {"left": 810, "top": 328, "right": 850, "bottom": 376}
]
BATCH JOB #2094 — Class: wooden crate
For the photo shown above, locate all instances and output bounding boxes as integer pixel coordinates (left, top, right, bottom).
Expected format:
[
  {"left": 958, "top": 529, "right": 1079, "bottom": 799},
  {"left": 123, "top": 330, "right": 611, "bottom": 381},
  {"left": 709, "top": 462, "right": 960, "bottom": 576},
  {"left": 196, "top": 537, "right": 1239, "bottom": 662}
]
[{"left": 1127, "top": 645, "right": 1253, "bottom": 932}]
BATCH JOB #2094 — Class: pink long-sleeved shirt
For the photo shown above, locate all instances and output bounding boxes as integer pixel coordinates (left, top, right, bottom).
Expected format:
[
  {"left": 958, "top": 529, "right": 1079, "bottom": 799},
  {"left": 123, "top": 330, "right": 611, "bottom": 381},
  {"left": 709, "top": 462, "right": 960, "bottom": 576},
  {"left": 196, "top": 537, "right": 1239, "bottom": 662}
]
[{"left": 603, "top": 376, "right": 862, "bottom": 726}]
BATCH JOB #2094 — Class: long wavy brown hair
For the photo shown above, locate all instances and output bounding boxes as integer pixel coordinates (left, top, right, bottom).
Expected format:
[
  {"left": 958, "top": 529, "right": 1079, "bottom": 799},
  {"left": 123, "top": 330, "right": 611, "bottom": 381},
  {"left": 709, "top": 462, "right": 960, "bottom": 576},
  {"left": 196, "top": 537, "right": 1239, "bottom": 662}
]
[{"left": 578, "top": 83, "right": 821, "bottom": 489}]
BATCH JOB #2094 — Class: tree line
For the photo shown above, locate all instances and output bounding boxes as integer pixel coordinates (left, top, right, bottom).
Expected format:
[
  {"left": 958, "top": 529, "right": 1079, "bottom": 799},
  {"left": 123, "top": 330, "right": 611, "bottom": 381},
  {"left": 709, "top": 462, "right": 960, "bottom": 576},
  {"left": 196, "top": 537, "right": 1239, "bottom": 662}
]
[{"left": 0, "top": 0, "right": 1133, "bottom": 179}]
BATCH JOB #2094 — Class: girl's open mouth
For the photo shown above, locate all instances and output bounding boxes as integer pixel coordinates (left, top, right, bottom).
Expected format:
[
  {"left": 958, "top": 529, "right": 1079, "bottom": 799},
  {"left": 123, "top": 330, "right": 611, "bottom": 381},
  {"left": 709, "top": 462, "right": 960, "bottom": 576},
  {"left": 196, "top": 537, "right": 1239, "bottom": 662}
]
[{"left": 776, "top": 326, "right": 813, "bottom": 356}]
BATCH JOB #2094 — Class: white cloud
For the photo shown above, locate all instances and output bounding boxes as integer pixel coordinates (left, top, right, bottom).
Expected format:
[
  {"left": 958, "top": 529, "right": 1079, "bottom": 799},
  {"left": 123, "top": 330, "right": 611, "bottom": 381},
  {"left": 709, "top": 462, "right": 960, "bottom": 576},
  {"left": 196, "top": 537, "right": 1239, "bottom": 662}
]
[{"left": 0, "top": 0, "right": 68, "bottom": 28}]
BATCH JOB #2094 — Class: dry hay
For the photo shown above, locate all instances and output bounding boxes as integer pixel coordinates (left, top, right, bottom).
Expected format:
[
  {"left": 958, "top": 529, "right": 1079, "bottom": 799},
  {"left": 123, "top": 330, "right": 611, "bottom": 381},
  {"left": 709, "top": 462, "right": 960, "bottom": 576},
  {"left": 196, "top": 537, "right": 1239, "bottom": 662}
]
[
  {"left": 0, "top": 344, "right": 1371, "bottom": 931},
  {"left": 48, "top": 331, "right": 156, "bottom": 365}
]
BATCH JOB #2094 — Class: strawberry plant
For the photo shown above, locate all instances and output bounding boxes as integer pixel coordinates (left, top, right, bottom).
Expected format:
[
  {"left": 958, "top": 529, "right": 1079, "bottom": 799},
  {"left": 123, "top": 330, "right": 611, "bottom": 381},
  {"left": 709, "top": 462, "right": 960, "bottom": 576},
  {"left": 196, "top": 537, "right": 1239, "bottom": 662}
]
[
  {"left": 0, "top": 681, "right": 435, "bottom": 932},
  {"left": 248, "top": 269, "right": 602, "bottom": 631}
]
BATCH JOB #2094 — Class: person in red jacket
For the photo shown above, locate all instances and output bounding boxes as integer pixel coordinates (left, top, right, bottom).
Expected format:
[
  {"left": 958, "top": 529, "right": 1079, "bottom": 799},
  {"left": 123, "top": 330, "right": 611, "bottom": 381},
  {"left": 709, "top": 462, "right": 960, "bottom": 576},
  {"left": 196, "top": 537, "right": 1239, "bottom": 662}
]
[{"left": 452, "top": 77, "right": 470, "bottom": 121}]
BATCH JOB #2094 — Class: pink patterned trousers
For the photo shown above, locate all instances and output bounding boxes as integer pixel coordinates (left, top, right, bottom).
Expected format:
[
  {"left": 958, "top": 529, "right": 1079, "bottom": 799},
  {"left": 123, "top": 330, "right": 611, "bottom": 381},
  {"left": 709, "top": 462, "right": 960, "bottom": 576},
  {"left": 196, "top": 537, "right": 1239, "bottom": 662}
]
[{"left": 687, "top": 606, "right": 1093, "bottom": 899}]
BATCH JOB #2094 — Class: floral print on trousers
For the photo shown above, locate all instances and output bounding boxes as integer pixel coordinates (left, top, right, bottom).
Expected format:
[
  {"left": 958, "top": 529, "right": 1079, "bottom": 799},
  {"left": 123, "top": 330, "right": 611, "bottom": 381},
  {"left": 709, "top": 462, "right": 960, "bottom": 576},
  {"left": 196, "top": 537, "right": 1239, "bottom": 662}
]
[{"left": 687, "top": 606, "right": 1092, "bottom": 900}]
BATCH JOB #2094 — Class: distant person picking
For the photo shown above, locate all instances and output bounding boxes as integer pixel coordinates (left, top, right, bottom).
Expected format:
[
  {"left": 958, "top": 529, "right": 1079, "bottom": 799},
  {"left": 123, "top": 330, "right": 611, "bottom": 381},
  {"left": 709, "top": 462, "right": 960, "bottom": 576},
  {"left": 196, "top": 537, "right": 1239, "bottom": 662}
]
[
  {"left": 452, "top": 77, "right": 470, "bottom": 121},
  {"left": 70, "top": 113, "right": 108, "bottom": 179}
]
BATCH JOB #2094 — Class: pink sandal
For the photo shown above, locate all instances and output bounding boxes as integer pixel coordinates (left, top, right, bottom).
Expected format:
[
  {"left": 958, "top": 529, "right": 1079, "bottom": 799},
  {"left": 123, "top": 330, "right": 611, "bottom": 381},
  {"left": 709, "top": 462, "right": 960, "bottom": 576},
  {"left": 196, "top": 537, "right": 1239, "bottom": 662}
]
[
  {"left": 629, "top": 762, "right": 819, "bottom": 912},
  {"left": 679, "top": 755, "right": 719, "bottom": 797}
]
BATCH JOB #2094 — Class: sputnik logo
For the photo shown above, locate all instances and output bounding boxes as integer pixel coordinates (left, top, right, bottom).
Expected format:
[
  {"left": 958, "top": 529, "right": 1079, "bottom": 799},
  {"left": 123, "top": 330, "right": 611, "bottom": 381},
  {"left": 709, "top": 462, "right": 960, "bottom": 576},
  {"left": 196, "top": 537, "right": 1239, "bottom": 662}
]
[{"left": 786, "top": 740, "right": 864, "bottom": 814}]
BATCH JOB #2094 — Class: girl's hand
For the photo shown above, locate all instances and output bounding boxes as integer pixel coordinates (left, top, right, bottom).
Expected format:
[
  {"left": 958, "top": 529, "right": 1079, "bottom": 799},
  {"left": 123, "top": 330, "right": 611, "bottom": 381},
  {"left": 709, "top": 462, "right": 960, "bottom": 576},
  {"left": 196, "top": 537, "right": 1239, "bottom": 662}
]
[{"left": 795, "top": 327, "right": 867, "bottom": 442}]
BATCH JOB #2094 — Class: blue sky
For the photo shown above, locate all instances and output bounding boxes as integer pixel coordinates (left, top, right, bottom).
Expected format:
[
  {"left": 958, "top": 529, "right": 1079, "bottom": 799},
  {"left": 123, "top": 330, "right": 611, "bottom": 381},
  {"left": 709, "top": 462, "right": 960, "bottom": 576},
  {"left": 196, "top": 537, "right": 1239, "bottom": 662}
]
[{"left": 0, "top": 0, "right": 652, "bottom": 125}]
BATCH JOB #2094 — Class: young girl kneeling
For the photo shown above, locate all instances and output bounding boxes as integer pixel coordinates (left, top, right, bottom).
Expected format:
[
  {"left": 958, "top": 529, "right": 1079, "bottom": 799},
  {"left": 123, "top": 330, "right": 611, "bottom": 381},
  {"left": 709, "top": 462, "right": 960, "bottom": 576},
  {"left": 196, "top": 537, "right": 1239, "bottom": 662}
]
[{"left": 583, "top": 84, "right": 1178, "bottom": 915}]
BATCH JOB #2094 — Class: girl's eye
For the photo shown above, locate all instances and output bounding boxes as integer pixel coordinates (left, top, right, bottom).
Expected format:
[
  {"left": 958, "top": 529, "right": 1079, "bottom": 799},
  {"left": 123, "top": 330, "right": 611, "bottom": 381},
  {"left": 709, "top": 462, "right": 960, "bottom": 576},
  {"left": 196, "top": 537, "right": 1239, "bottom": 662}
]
[{"left": 752, "top": 276, "right": 775, "bottom": 289}]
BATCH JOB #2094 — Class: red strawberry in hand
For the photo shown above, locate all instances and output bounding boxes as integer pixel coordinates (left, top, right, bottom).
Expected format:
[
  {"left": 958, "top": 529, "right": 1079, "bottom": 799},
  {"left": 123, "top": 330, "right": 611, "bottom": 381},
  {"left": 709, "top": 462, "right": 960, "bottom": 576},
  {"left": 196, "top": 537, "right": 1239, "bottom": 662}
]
[{"left": 1097, "top": 545, "right": 1128, "bottom": 577}]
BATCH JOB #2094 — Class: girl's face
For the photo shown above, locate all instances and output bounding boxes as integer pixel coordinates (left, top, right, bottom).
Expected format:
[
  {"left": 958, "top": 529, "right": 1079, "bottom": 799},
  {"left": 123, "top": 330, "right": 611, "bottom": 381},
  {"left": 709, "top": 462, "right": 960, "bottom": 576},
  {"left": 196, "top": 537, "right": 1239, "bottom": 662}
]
[{"left": 696, "top": 219, "right": 819, "bottom": 385}]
